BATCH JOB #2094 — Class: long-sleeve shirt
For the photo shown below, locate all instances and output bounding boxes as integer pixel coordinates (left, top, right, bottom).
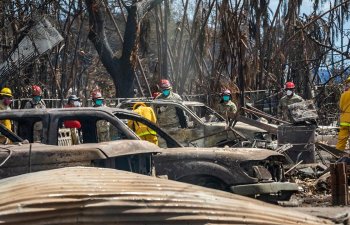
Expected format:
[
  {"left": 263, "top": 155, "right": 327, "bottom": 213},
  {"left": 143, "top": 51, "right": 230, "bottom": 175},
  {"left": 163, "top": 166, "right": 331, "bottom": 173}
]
[
  {"left": 339, "top": 90, "right": 350, "bottom": 125},
  {"left": 277, "top": 94, "right": 304, "bottom": 121},
  {"left": 0, "top": 101, "right": 11, "bottom": 131}
]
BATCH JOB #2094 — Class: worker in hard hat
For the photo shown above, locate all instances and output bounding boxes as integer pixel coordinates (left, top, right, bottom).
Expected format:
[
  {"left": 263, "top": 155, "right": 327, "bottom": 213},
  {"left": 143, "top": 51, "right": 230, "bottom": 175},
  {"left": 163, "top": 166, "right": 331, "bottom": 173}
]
[
  {"left": 23, "top": 85, "right": 46, "bottom": 142},
  {"left": 63, "top": 94, "right": 82, "bottom": 145},
  {"left": 91, "top": 90, "right": 105, "bottom": 107},
  {"left": 0, "top": 87, "right": 13, "bottom": 144},
  {"left": 155, "top": 79, "right": 182, "bottom": 101},
  {"left": 336, "top": 77, "right": 350, "bottom": 151},
  {"left": 155, "top": 79, "right": 187, "bottom": 128},
  {"left": 277, "top": 82, "right": 304, "bottom": 122},
  {"left": 217, "top": 89, "right": 237, "bottom": 126},
  {"left": 91, "top": 90, "right": 110, "bottom": 142},
  {"left": 128, "top": 102, "right": 158, "bottom": 145},
  {"left": 24, "top": 85, "right": 46, "bottom": 109}
]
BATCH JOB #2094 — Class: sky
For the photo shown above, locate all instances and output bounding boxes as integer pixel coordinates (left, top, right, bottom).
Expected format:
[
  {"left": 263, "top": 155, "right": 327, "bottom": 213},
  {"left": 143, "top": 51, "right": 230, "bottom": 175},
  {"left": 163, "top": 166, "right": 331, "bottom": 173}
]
[
  {"left": 269, "top": 0, "right": 349, "bottom": 49},
  {"left": 270, "top": 0, "right": 349, "bottom": 71}
]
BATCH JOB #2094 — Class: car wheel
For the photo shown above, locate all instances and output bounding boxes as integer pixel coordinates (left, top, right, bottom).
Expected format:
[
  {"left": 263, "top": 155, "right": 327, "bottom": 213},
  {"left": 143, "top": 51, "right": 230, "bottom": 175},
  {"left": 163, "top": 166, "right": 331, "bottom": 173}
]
[{"left": 178, "top": 175, "right": 227, "bottom": 191}]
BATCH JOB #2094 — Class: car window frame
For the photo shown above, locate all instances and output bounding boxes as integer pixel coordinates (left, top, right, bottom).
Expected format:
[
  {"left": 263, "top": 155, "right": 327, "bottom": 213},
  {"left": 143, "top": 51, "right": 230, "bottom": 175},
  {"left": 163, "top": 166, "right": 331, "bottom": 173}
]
[
  {"left": 114, "top": 111, "right": 183, "bottom": 148},
  {"left": 49, "top": 110, "right": 139, "bottom": 145}
]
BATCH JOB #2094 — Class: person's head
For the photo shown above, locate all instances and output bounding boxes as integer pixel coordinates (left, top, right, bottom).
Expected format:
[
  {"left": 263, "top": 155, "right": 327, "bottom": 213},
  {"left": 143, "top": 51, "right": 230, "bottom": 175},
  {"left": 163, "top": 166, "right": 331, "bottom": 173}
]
[
  {"left": 284, "top": 82, "right": 295, "bottom": 97},
  {"left": 68, "top": 95, "right": 81, "bottom": 107},
  {"left": 91, "top": 90, "right": 104, "bottom": 107},
  {"left": 159, "top": 79, "right": 172, "bottom": 97},
  {"left": 32, "top": 85, "right": 42, "bottom": 103},
  {"left": 0, "top": 87, "right": 13, "bottom": 106},
  {"left": 221, "top": 89, "right": 232, "bottom": 102}
]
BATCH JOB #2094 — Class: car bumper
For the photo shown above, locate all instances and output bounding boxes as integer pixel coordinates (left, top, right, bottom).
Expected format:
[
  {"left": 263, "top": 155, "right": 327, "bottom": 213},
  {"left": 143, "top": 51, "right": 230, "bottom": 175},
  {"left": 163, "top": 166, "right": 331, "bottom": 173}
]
[{"left": 230, "top": 182, "right": 299, "bottom": 196}]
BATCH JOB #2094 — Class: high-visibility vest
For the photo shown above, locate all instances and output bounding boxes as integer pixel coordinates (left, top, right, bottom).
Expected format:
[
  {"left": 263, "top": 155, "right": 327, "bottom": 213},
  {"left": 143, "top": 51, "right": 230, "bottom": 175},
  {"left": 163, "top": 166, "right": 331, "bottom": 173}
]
[{"left": 128, "top": 103, "right": 157, "bottom": 137}]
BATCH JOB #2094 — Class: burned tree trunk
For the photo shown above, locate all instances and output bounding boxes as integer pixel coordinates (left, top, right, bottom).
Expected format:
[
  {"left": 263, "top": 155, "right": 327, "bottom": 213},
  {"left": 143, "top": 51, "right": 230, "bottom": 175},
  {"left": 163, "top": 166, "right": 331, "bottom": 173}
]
[{"left": 85, "top": 0, "right": 164, "bottom": 97}]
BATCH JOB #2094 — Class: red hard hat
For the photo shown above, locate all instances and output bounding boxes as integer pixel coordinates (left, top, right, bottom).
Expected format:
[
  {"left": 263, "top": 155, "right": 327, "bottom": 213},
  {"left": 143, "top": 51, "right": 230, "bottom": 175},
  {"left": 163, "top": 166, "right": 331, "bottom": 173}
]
[
  {"left": 32, "top": 85, "right": 42, "bottom": 96},
  {"left": 222, "top": 89, "right": 231, "bottom": 95},
  {"left": 152, "top": 92, "right": 160, "bottom": 99},
  {"left": 284, "top": 82, "right": 295, "bottom": 89},
  {"left": 92, "top": 90, "right": 103, "bottom": 99},
  {"left": 159, "top": 79, "right": 171, "bottom": 89}
]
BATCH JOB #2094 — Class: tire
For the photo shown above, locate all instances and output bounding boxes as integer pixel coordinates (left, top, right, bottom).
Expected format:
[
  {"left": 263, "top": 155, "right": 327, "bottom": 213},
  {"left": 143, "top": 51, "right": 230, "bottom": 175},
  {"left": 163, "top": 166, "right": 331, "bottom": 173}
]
[{"left": 177, "top": 175, "right": 227, "bottom": 191}]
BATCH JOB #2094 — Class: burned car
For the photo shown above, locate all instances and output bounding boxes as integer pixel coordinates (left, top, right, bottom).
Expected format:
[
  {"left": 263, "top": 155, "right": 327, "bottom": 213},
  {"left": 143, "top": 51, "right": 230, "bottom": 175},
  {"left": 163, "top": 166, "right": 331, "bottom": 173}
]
[
  {"left": 152, "top": 147, "right": 298, "bottom": 200},
  {"left": 0, "top": 107, "right": 162, "bottom": 179},
  {"left": 117, "top": 99, "right": 273, "bottom": 148},
  {"left": 0, "top": 107, "right": 298, "bottom": 200}
]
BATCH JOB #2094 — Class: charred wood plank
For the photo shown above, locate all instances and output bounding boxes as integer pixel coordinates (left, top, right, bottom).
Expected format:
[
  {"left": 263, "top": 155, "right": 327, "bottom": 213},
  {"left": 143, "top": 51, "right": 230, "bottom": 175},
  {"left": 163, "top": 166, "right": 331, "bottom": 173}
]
[
  {"left": 237, "top": 115, "right": 278, "bottom": 134},
  {"left": 330, "top": 162, "right": 349, "bottom": 206}
]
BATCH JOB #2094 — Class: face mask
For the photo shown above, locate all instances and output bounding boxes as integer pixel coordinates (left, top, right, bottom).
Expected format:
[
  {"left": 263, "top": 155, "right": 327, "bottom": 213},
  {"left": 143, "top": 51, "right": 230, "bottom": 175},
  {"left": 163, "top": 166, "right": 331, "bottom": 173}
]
[
  {"left": 3, "top": 98, "right": 12, "bottom": 106},
  {"left": 33, "top": 96, "right": 41, "bottom": 103},
  {"left": 73, "top": 101, "right": 81, "bottom": 107},
  {"left": 95, "top": 99, "right": 103, "bottom": 106},
  {"left": 286, "top": 90, "right": 293, "bottom": 96},
  {"left": 162, "top": 89, "right": 170, "bottom": 97},
  {"left": 222, "top": 95, "right": 230, "bottom": 101}
]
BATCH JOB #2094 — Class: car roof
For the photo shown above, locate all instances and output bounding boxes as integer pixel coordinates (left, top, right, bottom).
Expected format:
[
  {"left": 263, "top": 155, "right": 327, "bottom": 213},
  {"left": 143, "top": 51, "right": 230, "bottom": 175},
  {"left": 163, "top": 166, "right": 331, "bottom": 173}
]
[
  {"left": 117, "top": 99, "right": 201, "bottom": 106},
  {"left": 0, "top": 107, "right": 131, "bottom": 118},
  {"left": 182, "top": 101, "right": 206, "bottom": 106}
]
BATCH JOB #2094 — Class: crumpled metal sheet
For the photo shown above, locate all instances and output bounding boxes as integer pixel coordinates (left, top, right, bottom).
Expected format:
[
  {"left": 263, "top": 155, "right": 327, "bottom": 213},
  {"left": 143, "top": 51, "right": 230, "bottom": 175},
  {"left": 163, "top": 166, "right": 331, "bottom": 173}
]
[
  {"left": 0, "top": 18, "right": 63, "bottom": 78},
  {"left": 0, "top": 167, "right": 333, "bottom": 225}
]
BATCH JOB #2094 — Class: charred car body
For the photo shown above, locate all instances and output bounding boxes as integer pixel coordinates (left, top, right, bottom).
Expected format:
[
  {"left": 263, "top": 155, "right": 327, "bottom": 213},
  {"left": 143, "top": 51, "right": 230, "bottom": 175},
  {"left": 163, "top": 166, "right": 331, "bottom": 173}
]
[
  {"left": 0, "top": 108, "right": 161, "bottom": 179},
  {"left": 117, "top": 99, "right": 273, "bottom": 148},
  {"left": 0, "top": 107, "right": 298, "bottom": 199}
]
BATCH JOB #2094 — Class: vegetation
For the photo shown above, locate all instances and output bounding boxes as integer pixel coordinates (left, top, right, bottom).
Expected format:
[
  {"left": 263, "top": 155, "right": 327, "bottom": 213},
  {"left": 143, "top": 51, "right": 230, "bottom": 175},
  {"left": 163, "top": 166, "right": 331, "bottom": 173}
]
[{"left": 0, "top": 0, "right": 349, "bottom": 120}]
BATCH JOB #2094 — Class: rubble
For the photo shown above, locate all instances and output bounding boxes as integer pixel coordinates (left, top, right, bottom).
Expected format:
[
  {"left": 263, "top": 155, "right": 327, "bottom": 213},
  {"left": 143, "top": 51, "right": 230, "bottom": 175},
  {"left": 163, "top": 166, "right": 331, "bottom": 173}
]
[
  {"left": 288, "top": 100, "right": 318, "bottom": 123},
  {"left": 293, "top": 177, "right": 332, "bottom": 207}
]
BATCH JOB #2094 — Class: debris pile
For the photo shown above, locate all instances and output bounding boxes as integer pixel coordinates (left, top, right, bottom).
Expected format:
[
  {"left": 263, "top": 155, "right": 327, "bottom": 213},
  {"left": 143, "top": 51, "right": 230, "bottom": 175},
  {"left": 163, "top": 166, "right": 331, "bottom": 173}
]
[
  {"left": 292, "top": 173, "right": 332, "bottom": 207},
  {"left": 288, "top": 100, "right": 318, "bottom": 123}
]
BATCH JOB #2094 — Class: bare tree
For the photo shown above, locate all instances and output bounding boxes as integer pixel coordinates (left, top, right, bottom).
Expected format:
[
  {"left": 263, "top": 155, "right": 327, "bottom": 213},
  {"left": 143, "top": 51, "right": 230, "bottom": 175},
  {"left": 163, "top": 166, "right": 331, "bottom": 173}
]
[{"left": 85, "top": 0, "right": 164, "bottom": 97}]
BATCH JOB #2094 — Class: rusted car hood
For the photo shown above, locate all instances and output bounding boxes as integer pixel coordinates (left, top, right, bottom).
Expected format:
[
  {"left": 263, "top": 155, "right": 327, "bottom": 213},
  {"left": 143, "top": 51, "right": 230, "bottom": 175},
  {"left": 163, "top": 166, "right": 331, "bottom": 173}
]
[
  {"left": 157, "top": 147, "right": 285, "bottom": 162},
  {"left": 0, "top": 167, "right": 332, "bottom": 225}
]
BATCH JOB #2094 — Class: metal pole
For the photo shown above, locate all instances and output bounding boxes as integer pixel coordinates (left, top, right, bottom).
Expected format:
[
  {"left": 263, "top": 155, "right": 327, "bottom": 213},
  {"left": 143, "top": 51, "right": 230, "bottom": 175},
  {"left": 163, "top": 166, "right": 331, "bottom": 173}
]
[
  {"left": 238, "top": 42, "right": 245, "bottom": 108},
  {"left": 162, "top": 0, "right": 168, "bottom": 79}
]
